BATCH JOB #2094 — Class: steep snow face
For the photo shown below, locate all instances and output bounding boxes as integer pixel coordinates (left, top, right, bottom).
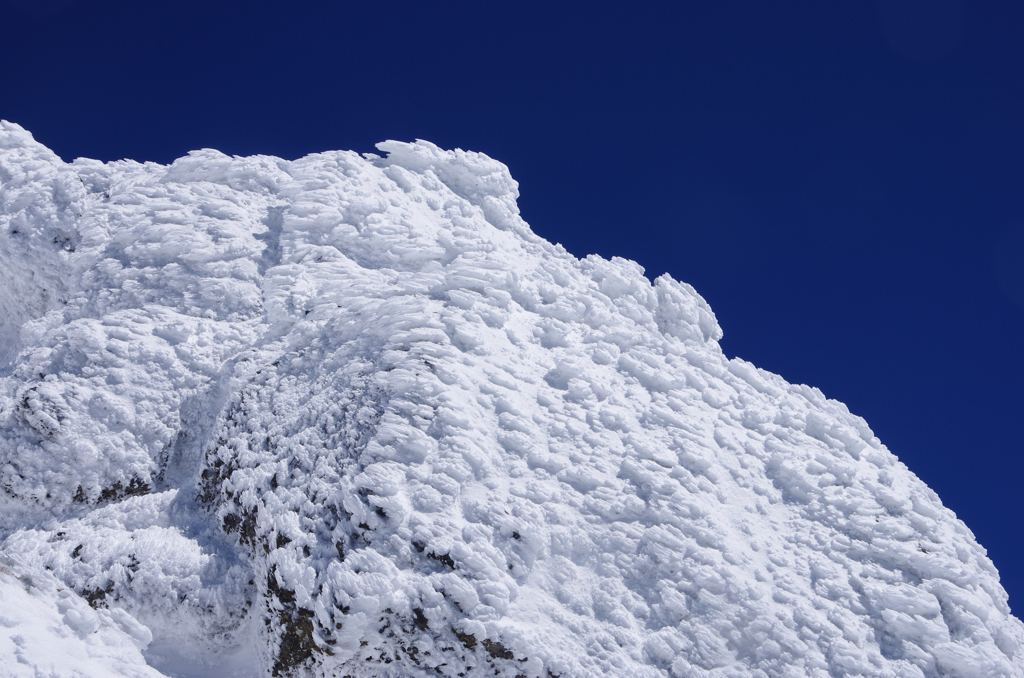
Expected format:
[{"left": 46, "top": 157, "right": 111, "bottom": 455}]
[{"left": 0, "top": 121, "right": 1021, "bottom": 678}]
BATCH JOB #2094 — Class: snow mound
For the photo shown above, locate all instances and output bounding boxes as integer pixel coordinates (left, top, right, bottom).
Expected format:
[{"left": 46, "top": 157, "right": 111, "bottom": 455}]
[{"left": 1, "top": 120, "right": 1021, "bottom": 678}]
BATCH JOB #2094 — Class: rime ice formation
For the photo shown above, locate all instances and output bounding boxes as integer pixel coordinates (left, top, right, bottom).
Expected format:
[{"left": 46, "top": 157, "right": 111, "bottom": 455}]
[{"left": 0, "top": 120, "right": 1022, "bottom": 678}]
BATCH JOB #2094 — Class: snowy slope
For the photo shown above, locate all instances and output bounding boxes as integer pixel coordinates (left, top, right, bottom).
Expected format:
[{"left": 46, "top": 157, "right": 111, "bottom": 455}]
[
  {"left": 1, "top": 120, "right": 1021, "bottom": 678},
  {"left": 0, "top": 553, "right": 162, "bottom": 678}
]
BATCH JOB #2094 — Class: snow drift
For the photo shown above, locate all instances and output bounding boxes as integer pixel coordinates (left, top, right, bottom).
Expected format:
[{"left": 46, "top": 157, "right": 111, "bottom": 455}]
[{"left": 1, "top": 120, "right": 1021, "bottom": 678}]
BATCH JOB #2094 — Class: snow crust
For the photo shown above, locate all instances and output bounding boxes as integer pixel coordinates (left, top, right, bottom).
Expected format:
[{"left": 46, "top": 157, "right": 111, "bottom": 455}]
[{"left": 1, "top": 120, "right": 1021, "bottom": 677}]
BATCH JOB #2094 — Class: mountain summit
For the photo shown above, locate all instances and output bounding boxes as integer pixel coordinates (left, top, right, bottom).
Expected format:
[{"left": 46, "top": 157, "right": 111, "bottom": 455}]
[{"left": 1, "top": 121, "right": 1020, "bottom": 678}]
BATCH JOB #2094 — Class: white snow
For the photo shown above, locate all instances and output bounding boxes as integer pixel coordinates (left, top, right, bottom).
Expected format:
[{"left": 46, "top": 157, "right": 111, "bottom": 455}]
[
  {"left": 1, "top": 119, "right": 1022, "bottom": 677},
  {"left": 0, "top": 553, "right": 162, "bottom": 678}
]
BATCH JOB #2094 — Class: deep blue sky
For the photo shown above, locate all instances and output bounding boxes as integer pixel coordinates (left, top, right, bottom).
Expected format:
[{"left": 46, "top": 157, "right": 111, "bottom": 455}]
[{"left": 2, "top": 1, "right": 1022, "bottom": 610}]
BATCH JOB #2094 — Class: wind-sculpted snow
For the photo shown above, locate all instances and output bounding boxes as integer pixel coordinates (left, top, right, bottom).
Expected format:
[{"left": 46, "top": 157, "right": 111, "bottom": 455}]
[{"left": 0, "top": 121, "right": 1021, "bottom": 678}]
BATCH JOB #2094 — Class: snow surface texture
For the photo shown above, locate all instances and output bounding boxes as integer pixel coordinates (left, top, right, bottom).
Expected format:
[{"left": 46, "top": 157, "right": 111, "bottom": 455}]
[{"left": 0, "top": 120, "right": 1021, "bottom": 678}]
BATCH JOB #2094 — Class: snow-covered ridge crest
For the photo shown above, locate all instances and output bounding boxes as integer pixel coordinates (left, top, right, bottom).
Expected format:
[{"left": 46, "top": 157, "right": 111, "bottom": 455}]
[{"left": 0, "top": 120, "right": 1019, "bottom": 678}]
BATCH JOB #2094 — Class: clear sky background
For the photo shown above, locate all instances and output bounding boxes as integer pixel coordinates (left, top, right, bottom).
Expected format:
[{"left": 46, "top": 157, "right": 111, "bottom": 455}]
[{"left": 2, "top": 0, "right": 1022, "bottom": 612}]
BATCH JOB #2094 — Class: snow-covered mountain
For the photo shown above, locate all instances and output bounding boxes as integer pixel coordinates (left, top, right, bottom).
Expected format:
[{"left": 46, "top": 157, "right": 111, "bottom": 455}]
[{"left": 0, "top": 120, "right": 1020, "bottom": 678}]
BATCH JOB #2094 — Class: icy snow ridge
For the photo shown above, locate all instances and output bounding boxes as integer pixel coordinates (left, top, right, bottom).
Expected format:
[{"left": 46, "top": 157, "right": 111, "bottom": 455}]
[{"left": 1, "top": 120, "right": 1021, "bottom": 678}]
